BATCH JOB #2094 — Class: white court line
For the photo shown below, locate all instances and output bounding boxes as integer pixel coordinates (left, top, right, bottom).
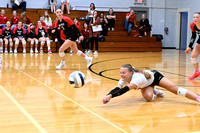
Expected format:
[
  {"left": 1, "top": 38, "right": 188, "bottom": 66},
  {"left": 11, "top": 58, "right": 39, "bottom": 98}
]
[
  {"left": 12, "top": 66, "right": 128, "bottom": 133},
  {"left": 0, "top": 86, "right": 47, "bottom": 133}
]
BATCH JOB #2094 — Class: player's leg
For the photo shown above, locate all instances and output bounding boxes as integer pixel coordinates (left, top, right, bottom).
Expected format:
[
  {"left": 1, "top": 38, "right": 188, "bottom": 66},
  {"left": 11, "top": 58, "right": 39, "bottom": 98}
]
[
  {"left": 46, "top": 37, "right": 52, "bottom": 54},
  {"left": 9, "top": 38, "right": 13, "bottom": 53},
  {"left": 28, "top": 38, "right": 34, "bottom": 53},
  {"left": 34, "top": 38, "right": 38, "bottom": 53},
  {"left": 4, "top": 38, "right": 8, "bottom": 53},
  {"left": 21, "top": 38, "right": 26, "bottom": 54},
  {"left": 39, "top": 37, "right": 45, "bottom": 53},
  {"left": 140, "top": 86, "right": 154, "bottom": 101},
  {"left": 14, "top": 38, "right": 19, "bottom": 54}
]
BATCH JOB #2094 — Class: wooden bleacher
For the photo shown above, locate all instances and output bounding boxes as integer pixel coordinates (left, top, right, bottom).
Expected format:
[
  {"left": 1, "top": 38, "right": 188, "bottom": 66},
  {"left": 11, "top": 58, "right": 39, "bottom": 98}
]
[{"left": 2, "top": 8, "right": 162, "bottom": 52}]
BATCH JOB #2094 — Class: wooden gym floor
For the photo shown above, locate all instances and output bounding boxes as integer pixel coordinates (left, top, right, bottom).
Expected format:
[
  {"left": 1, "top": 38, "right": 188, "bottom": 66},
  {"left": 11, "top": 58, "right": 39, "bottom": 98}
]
[{"left": 0, "top": 49, "right": 200, "bottom": 133}]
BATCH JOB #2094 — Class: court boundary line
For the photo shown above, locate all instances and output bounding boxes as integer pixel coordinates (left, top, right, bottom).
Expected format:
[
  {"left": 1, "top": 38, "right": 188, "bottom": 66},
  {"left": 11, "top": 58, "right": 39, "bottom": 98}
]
[
  {"left": 0, "top": 85, "right": 47, "bottom": 133},
  {"left": 11, "top": 65, "right": 128, "bottom": 133}
]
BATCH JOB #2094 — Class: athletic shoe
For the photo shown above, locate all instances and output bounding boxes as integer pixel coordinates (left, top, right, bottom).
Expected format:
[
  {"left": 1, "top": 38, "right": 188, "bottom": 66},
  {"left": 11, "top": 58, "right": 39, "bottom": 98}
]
[
  {"left": 30, "top": 49, "right": 33, "bottom": 53},
  {"left": 69, "top": 50, "right": 73, "bottom": 54},
  {"left": 35, "top": 49, "right": 38, "bottom": 53},
  {"left": 111, "top": 28, "right": 115, "bottom": 31},
  {"left": 23, "top": 49, "right": 26, "bottom": 54},
  {"left": 134, "top": 33, "right": 139, "bottom": 37},
  {"left": 56, "top": 61, "right": 66, "bottom": 70},
  {"left": 40, "top": 49, "right": 44, "bottom": 54},
  {"left": 86, "top": 57, "right": 93, "bottom": 68},
  {"left": 188, "top": 71, "right": 200, "bottom": 80},
  {"left": 48, "top": 49, "right": 52, "bottom": 54},
  {"left": 93, "top": 51, "right": 98, "bottom": 55},
  {"left": 14, "top": 49, "right": 17, "bottom": 54},
  {"left": 10, "top": 49, "right": 13, "bottom": 53},
  {"left": 154, "top": 88, "right": 165, "bottom": 97},
  {"left": 55, "top": 38, "right": 58, "bottom": 42},
  {"left": 4, "top": 50, "right": 8, "bottom": 54}
]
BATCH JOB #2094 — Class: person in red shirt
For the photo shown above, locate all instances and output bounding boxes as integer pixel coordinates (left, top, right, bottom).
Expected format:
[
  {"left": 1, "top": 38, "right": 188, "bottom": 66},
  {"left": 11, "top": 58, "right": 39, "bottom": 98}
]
[
  {"left": 21, "top": 12, "right": 32, "bottom": 33},
  {"left": 13, "top": 21, "right": 26, "bottom": 54},
  {"left": 2, "top": 21, "right": 13, "bottom": 53},
  {"left": 39, "top": 17, "right": 46, "bottom": 27},
  {"left": 80, "top": 22, "right": 90, "bottom": 53},
  {"left": 124, "top": 9, "right": 138, "bottom": 34},
  {"left": 27, "top": 23, "right": 38, "bottom": 53},
  {"left": 11, "top": 10, "right": 20, "bottom": 30},
  {"left": 73, "top": 17, "right": 81, "bottom": 29},
  {"left": 0, "top": 9, "right": 8, "bottom": 29},
  {"left": 54, "top": 9, "right": 92, "bottom": 70},
  {"left": 35, "top": 21, "right": 51, "bottom": 54}
]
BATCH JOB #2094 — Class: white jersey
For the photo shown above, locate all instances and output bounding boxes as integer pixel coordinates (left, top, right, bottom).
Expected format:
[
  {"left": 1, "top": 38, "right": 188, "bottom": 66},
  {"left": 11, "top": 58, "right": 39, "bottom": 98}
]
[{"left": 118, "top": 70, "right": 154, "bottom": 88}]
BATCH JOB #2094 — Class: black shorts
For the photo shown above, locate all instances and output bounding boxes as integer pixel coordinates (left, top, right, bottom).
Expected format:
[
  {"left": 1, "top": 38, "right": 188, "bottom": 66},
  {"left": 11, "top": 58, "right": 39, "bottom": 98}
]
[{"left": 151, "top": 70, "right": 164, "bottom": 86}]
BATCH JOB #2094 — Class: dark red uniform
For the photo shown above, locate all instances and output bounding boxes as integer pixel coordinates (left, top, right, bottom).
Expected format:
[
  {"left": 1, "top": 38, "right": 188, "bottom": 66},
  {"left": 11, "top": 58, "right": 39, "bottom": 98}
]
[
  {"left": 35, "top": 26, "right": 48, "bottom": 38},
  {"left": 27, "top": 26, "right": 36, "bottom": 39},
  {"left": 13, "top": 27, "right": 25, "bottom": 38},
  {"left": 2, "top": 27, "right": 12, "bottom": 39},
  {"left": 11, "top": 16, "right": 20, "bottom": 25}
]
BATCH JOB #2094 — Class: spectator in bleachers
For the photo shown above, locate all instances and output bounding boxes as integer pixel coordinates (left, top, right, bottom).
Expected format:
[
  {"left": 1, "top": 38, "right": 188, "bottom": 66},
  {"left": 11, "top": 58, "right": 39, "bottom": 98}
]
[
  {"left": 43, "top": 11, "right": 53, "bottom": 35},
  {"left": 124, "top": 9, "right": 138, "bottom": 34},
  {"left": 39, "top": 17, "right": 46, "bottom": 27},
  {"left": 81, "top": 22, "right": 90, "bottom": 53},
  {"left": 27, "top": 23, "right": 38, "bottom": 53},
  {"left": 106, "top": 8, "right": 116, "bottom": 31},
  {"left": 2, "top": 21, "right": 13, "bottom": 53},
  {"left": 0, "top": 28, "right": 3, "bottom": 53},
  {"left": 99, "top": 12, "right": 108, "bottom": 36},
  {"left": 86, "top": 3, "right": 95, "bottom": 24},
  {"left": 50, "top": 0, "right": 57, "bottom": 14},
  {"left": 61, "top": 0, "right": 70, "bottom": 15},
  {"left": 0, "top": 9, "right": 8, "bottom": 29},
  {"left": 35, "top": 21, "right": 52, "bottom": 54},
  {"left": 11, "top": 0, "right": 26, "bottom": 12},
  {"left": 89, "top": 10, "right": 101, "bottom": 55},
  {"left": 11, "top": 10, "right": 20, "bottom": 30},
  {"left": 21, "top": 12, "right": 31, "bottom": 33},
  {"left": 139, "top": 14, "right": 151, "bottom": 37},
  {"left": 13, "top": 21, "right": 26, "bottom": 54},
  {"left": 73, "top": 17, "right": 80, "bottom": 29}
]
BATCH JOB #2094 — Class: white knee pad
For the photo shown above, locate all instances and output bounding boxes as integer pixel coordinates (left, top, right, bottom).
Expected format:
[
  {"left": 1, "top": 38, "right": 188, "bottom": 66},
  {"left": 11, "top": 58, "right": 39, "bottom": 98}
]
[
  {"left": 76, "top": 50, "right": 82, "bottom": 56},
  {"left": 5, "top": 40, "right": 8, "bottom": 45},
  {"left": 59, "top": 52, "right": 65, "bottom": 57},
  {"left": 22, "top": 40, "right": 26, "bottom": 45},
  {"left": 190, "top": 58, "right": 198, "bottom": 64},
  {"left": 10, "top": 42, "right": 13, "bottom": 46},
  {"left": 41, "top": 41, "right": 45, "bottom": 45},
  {"left": 35, "top": 40, "right": 38, "bottom": 44},
  {"left": 177, "top": 87, "right": 187, "bottom": 96},
  {"left": 15, "top": 39, "right": 19, "bottom": 45},
  {"left": 47, "top": 40, "right": 50, "bottom": 45},
  {"left": 0, "top": 39, "right": 2, "bottom": 42},
  {"left": 31, "top": 40, "right": 34, "bottom": 45}
]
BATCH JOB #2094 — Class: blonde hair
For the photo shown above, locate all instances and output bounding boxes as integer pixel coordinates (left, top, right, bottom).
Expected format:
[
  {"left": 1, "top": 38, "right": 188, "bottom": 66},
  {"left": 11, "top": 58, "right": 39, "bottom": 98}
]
[
  {"left": 21, "top": 12, "right": 27, "bottom": 24},
  {"left": 121, "top": 64, "right": 151, "bottom": 79}
]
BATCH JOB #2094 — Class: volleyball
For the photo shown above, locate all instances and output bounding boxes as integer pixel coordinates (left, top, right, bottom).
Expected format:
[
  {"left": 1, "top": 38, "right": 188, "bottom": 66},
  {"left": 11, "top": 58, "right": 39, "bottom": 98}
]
[{"left": 69, "top": 71, "right": 86, "bottom": 88}]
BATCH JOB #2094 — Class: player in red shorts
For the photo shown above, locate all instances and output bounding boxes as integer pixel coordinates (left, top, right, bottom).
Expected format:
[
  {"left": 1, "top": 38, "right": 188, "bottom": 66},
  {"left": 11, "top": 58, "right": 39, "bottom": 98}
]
[
  {"left": 185, "top": 12, "right": 200, "bottom": 79},
  {"left": 54, "top": 9, "right": 92, "bottom": 69}
]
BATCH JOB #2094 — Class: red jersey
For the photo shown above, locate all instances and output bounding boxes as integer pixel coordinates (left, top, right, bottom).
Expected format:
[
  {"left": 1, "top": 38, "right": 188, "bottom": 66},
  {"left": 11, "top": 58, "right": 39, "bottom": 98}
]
[
  {"left": 27, "top": 26, "right": 36, "bottom": 38},
  {"left": 13, "top": 27, "right": 25, "bottom": 37},
  {"left": 126, "top": 13, "right": 136, "bottom": 23},
  {"left": 0, "top": 29, "right": 2, "bottom": 38},
  {"left": 35, "top": 26, "right": 48, "bottom": 38},
  {"left": 81, "top": 28, "right": 89, "bottom": 39},
  {"left": 11, "top": 16, "right": 20, "bottom": 25},
  {"left": 21, "top": 16, "right": 32, "bottom": 24},
  {"left": 0, "top": 15, "right": 8, "bottom": 24},
  {"left": 75, "top": 22, "right": 81, "bottom": 29},
  {"left": 2, "top": 27, "right": 12, "bottom": 38},
  {"left": 60, "top": 30, "right": 66, "bottom": 41}
]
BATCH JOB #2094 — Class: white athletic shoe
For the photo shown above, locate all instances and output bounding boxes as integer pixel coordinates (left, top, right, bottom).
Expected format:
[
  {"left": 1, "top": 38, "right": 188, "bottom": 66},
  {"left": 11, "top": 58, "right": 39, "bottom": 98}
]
[
  {"left": 5, "top": 50, "right": 8, "bottom": 54},
  {"left": 35, "top": 49, "right": 38, "bottom": 53},
  {"left": 69, "top": 50, "right": 73, "bottom": 54},
  {"left": 154, "top": 88, "right": 165, "bottom": 97},
  {"left": 93, "top": 51, "right": 98, "bottom": 55},
  {"left": 10, "top": 49, "right": 13, "bottom": 53},
  {"left": 86, "top": 57, "right": 93, "bottom": 68},
  {"left": 30, "top": 49, "right": 33, "bottom": 53},
  {"left": 23, "top": 49, "right": 26, "bottom": 54},
  {"left": 14, "top": 49, "right": 17, "bottom": 54},
  {"left": 56, "top": 61, "right": 66, "bottom": 70}
]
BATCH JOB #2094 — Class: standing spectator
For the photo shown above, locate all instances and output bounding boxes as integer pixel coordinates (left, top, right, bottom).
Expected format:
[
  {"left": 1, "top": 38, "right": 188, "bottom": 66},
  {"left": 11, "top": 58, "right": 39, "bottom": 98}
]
[
  {"left": 139, "top": 14, "right": 151, "bottom": 37},
  {"left": 86, "top": 3, "right": 95, "bottom": 24},
  {"left": 27, "top": 23, "right": 38, "bottom": 53},
  {"left": 50, "top": 0, "right": 57, "bottom": 14},
  {"left": 13, "top": 21, "right": 26, "bottom": 54},
  {"left": 61, "top": 0, "right": 70, "bottom": 15},
  {"left": 11, "top": 10, "right": 20, "bottom": 30},
  {"left": 2, "top": 21, "right": 13, "bottom": 53},
  {"left": 89, "top": 10, "right": 101, "bottom": 55},
  {"left": 11, "top": 0, "right": 26, "bottom": 12},
  {"left": 99, "top": 12, "right": 108, "bottom": 36},
  {"left": 35, "top": 21, "right": 52, "bottom": 54},
  {"left": 21, "top": 12, "right": 32, "bottom": 33},
  {"left": 81, "top": 22, "right": 90, "bottom": 53},
  {"left": 106, "top": 8, "right": 116, "bottom": 31},
  {"left": 0, "top": 9, "right": 8, "bottom": 29},
  {"left": 124, "top": 9, "right": 138, "bottom": 34},
  {"left": 73, "top": 17, "right": 80, "bottom": 29}
]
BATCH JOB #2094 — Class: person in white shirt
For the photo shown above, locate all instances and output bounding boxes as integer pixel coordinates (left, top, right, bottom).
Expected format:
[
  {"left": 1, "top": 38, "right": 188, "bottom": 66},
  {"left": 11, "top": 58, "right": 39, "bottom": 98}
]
[
  {"left": 102, "top": 64, "right": 200, "bottom": 104},
  {"left": 43, "top": 11, "right": 52, "bottom": 31},
  {"left": 61, "top": 0, "right": 70, "bottom": 15},
  {"left": 11, "top": 0, "right": 26, "bottom": 12}
]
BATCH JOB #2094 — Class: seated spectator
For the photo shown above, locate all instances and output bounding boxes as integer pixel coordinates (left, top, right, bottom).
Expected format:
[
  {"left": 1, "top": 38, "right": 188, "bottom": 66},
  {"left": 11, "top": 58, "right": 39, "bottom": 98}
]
[
  {"left": 11, "top": 10, "right": 20, "bottom": 30},
  {"left": 86, "top": 3, "right": 95, "bottom": 24},
  {"left": 27, "top": 23, "right": 38, "bottom": 53},
  {"left": 73, "top": 17, "right": 80, "bottom": 29},
  {"left": 11, "top": 0, "right": 26, "bottom": 12},
  {"left": 21, "top": 12, "right": 32, "bottom": 32},
  {"left": 99, "top": 12, "right": 108, "bottom": 36},
  {"left": 89, "top": 10, "right": 101, "bottom": 55},
  {"left": 2, "top": 21, "right": 13, "bottom": 53},
  {"left": 39, "top": 17, "right": 46, "bottom": 27},
  {"left": 43, "top": 11, "right": 52, "bottom": 32},
  {"left": 0, "top": 9, "right": 8, "bottom": 29},
  {"left": 61, "top": 0, "right": 70, "bottom": 15},
  {"left": 124, "top": 9, "right": 138, "bottom": 34},
  {"left": 106, "top": 8, "right": 116, "bottom": 31},
  {"left": 13, "top": 21, "right": 26, "bottom": 54},
  {"left": 139, "top": 14, "right": 151, "bottom": 37},
  {"left": 50, "top": 0, "right": 57, "bottom": 14},
  {"left": 35, "top": 21, "right": 52, "bottom": 54},
  {"left": 80, "top": 22, "right": 90, "bottom": 53},
  {"left": 0, "top": 28, "right": 3, "bottom": 53}
]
